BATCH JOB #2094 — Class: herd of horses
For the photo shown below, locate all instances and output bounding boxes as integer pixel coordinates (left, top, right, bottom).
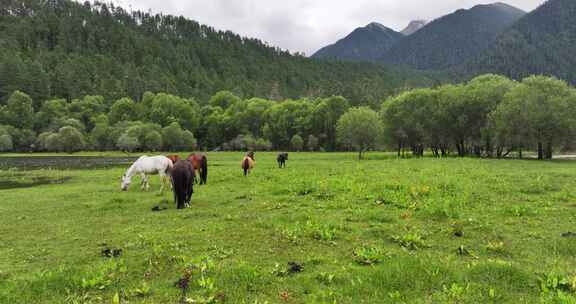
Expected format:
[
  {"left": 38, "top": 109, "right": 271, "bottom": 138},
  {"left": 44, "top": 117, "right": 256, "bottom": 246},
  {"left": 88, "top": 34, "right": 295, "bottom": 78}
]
[{"left": 121, "top": 152, "right": 289, "bottom": 209}]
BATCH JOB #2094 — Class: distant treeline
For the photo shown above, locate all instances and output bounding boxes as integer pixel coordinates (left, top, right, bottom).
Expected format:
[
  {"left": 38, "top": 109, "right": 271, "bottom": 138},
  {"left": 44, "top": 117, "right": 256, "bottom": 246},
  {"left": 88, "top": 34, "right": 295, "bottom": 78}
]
[
  {"left": 1, "top": 74, "right": 575, "bottom": 160},
  {"left": 0, "top": 0, "right": 434, "bottom": 108},
  {"left": 382, "top": 74, "right": 576, "bottom": 160}
]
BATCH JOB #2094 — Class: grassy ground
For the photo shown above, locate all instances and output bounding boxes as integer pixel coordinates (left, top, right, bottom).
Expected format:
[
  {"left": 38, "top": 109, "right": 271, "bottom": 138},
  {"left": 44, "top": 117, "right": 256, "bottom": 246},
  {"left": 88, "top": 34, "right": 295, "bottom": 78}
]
[{"left": 1, "top": 152, "right": 576, "bottom": 303}]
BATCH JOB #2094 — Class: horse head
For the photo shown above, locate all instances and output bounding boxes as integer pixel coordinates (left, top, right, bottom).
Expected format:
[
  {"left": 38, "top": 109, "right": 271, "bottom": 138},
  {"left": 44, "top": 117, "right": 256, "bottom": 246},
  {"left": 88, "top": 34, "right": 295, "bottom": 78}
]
[
  {"left": 247, "top": 151, "right": 255, "bottom": 161},
  {"left": 121, "top": 174, "right": 131, "bottom": 191}
]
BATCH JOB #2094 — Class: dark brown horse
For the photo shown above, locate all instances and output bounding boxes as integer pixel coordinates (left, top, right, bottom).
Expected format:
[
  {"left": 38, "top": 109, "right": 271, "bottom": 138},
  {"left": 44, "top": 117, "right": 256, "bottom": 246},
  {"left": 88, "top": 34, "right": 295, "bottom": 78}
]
[
  {"left": 171, "top": 160, "right": 195, "bottom": 209},
  {"left": 186, "top": 153, "right": 208, "bottom": 184},
  {"left": 242, "top": 151, "right": 255, "bottom": 176},
  {"left": 277, "top": 152, "right": 288, "bottom": 168}
]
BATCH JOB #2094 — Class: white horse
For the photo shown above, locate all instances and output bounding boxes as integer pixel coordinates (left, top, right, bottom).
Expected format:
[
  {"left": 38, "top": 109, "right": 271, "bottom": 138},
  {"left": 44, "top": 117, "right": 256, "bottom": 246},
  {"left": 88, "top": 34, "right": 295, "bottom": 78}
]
[{"left": 121, "top": 155, "right": 173, "bottom": 192}]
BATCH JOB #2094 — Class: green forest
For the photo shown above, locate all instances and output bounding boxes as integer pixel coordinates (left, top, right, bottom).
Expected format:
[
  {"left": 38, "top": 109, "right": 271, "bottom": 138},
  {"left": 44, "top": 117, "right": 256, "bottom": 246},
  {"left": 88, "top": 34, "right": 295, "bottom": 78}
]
[
  {"left": 1, "top": 74, "right": 575, "bottom": 161},
  {"left": 0, "top": 0, "right": 433, "bottom": 107}
]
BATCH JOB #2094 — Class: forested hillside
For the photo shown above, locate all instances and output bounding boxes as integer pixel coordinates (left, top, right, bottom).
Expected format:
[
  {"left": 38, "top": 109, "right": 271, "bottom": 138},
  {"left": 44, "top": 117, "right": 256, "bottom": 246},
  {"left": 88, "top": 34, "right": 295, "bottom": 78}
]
[
  {"left": 0, "top": 0, "right": 433, "bottom": 106},
  {"left": 381, "top": 3, "right": 525, "bottom": 70},
  {"left": 461, "top": 0, "right": 576, "bottom": 84},
  {"left": 311, "top": 23, "right": 404, "bottom": 62}
]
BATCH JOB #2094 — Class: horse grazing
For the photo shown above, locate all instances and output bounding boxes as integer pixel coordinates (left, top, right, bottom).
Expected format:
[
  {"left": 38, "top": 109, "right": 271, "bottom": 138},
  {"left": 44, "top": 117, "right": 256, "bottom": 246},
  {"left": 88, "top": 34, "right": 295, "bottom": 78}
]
[
  {"left": 121, "top": 156, "right": 173, "bottom": 192},
  {"left": 186, "top": 153, "right": 208, "bottom": 184},
  {"left": 277, "top": 152, "right": 289, "bottom": 168},
  {"left": 241, "top": 151, "right": 255, "bottom": 176},
  {"left": 171, "top": 160, "right": 195, "bottom": 209}
]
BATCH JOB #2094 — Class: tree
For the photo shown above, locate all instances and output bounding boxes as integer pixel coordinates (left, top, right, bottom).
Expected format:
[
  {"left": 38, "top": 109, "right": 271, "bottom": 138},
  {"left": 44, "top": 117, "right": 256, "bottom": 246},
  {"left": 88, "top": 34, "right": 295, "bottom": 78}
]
[
  {"left": 264, "top": 100, "right": 313, "bottom": 149},
  {"left": 45, "top": 133, "right": 63, "bottom": 152},
  {"left": 209, "top": 91, "right": 241, "bottom": 109},
  {"left": 255, "top": 138, "right": 272, "bottom": 151},
  {"left": 312, "top": 96, "right": 349, "bottom": 150},
  {"left": 337, "top": 107, "right": 382, "bottom": 160},
  {"left": 290, "top": 134, "right": 304, "bottom": 151},
  {"left": 307, "top": 135, "right": 319, "bottom": 151},
  {"left": 108, "top": 97, "right": 140, "bottom": 124},
  {"left": 490, "top": 76, "right": 576, "bottom": 160},
  {"left": 117, "top": 133, "right": 140, "bottom": 152},
  {"left": 148, "top": 93, "right": 199, "bottom": 130},
  {"left": 4, "top": 91, "right": 34, "bottom": 129},
  {"left": 162, "top": 122, "right": 182, "bottom": 151},
  {"left": 181, "top": 130, "right": 197, "bottom": 150},
  {"left": 143, "top": 131, "right": 163, "bottom": 151},
  {"left": 0, "top": 134, "right": 13, "bottom": 152},
  {"left": 58, "top": 126, "right": 85, "bottom": 153},
  {"left": 90, "top": 115, "right": 112, "bottom": 151}
]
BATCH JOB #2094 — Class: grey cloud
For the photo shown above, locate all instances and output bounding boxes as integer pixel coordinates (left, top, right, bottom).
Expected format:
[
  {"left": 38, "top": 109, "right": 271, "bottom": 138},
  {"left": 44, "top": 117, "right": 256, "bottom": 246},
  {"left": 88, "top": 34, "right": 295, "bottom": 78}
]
[{"left": 105, "top": 0, "right": 545, "bottom": 55}]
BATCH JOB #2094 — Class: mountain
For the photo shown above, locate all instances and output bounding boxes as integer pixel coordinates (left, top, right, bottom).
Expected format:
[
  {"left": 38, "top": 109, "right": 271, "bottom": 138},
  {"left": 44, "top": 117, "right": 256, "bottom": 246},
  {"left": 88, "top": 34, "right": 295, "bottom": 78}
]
[
  {"left": 381, "top": 2, "right": 526, "bottom": 70},
  {"left": 311, "top": 22, "right": 404, "bottom": 62},
  {"left": 0, "top": 1, "right": 436, "bottom": 107},
  {"left": 401, "top": 20, "right": 427, "bottom": 35},
  {"left": 461, "top": 0, "right": 576, "bottom": 84}
]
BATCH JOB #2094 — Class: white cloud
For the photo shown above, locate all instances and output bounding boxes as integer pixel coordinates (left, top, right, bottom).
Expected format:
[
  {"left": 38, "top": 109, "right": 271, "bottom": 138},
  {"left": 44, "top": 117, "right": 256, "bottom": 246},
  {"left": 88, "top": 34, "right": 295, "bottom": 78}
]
[{"left": 104, "top": 0, "right": 545, "bottom": 55}]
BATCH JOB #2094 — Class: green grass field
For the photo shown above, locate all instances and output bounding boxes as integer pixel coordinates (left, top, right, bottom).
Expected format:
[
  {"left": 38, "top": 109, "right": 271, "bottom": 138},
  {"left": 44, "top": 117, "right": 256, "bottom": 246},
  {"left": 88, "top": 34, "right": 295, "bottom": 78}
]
[{"left": 1, "top": 152, "right": 576, "bottom": 303}]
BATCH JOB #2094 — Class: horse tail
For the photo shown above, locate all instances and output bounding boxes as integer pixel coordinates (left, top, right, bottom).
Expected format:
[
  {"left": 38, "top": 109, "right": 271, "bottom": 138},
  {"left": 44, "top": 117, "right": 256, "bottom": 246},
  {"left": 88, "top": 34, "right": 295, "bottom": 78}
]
[
  {"left": 201, "top": 155, "right": 208, "bottom": 184},
  {"left": 243, "top": 158, "right": 249, "bottom": 176}
]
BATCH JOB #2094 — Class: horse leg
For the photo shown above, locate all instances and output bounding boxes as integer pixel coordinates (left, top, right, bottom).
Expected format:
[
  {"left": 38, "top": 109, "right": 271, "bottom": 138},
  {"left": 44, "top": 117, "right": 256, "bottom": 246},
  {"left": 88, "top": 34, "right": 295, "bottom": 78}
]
[
  {"left": 140, "top": 173, "right": 146, "bottom": 190},
  {"left": 159, "top": 173, "right": 165, "bottom": 194},
  {"left": 142, "top": 174, "right": 150, "bottom": 191}
]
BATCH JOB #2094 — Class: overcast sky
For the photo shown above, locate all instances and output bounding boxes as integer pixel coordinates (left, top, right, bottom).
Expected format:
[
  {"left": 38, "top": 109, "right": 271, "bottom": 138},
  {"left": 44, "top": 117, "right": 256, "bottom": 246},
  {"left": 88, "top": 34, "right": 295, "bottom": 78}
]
[{"left": 107, "top": 0, "right": 545, "bottom": 55}]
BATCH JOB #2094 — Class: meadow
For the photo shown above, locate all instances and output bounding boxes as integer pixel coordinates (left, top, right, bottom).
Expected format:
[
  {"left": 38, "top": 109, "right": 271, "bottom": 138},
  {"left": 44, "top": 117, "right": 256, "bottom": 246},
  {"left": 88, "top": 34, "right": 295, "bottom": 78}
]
[{"left": 1, "top": 152, "right": 576, "bottom": 303}]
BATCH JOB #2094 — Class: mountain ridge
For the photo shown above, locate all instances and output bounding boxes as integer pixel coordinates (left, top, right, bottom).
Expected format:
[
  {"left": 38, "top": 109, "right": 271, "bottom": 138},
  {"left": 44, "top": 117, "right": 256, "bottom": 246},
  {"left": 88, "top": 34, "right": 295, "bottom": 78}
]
[
  {"left": 401, "top": 20, "right": 427, "bottom": 35},
  {"left": 380, "top": 2, "right": 526, "bottom": 70},
  {"left": 311, "top": 22, "right": 404, "bottom": 61}
]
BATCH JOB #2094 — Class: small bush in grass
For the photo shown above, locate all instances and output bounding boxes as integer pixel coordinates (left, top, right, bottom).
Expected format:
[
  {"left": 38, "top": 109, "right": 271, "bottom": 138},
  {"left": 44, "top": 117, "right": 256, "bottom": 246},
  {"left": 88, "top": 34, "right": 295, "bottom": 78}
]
[
  {"left": 486, "top": 241, "right": 507, "bottom": 255},
  {"left": 392, "top": 232, "right": 429, "bottom": 250},
  {"left": 353, "top": 245, "right": 385, "bottom": 265},
  {"left": 306, "top": 221, "right": 338, "bottom": 242}
]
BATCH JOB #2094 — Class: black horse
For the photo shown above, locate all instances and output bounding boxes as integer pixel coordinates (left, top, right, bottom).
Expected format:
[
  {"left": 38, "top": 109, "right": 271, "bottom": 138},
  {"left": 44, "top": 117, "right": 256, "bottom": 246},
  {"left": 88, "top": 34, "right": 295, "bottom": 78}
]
[
  {"left": 171, "top": 160, "right": 195, "bottom": 209},
  {"left": 277, "top": 152, "right": 288, "bottom": 168}
]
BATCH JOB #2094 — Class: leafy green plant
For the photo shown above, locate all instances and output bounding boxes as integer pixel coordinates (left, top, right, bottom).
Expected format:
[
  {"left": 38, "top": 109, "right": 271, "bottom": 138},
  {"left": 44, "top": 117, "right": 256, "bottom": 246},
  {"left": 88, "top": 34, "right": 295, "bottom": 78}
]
[
  {"left": 392, "top": 232, "right": 429, "bottom": 250},
  {"left": 306, "top": 221, "right": 338, "bottom": 242},
  {"left": 539, "top": 272, "right": 576, "bottom": 293},
  {"left": 353, "top": 245, "right": 385, "bottom": 265},
  {"left": 278, "top": 227, "right": 303, "bottom": 244},
  {"left": 486, "top": 241, "right": 506, "bottom": 255},
  {"left": 129, "top": 282, "right": 152, "bottom": 297},
  {"left": 506, "top": 205, "right": 537, "bottom": 217},
  {"left": 316, "top": 272, "right": 337, "bottom": 285}
]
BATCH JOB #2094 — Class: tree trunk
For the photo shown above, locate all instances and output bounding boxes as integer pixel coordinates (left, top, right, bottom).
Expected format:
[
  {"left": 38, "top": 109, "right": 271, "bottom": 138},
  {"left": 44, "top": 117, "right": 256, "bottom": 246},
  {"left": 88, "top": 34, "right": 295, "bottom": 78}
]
[
  {"left": 545, "top": 142, "right": 553, "bottom": 160},
  {"left": 519, "top": 149, "right": 523, "bottom": 159},
  {"left": 537, "top": 142, "right": 544, "bottom": 160}
]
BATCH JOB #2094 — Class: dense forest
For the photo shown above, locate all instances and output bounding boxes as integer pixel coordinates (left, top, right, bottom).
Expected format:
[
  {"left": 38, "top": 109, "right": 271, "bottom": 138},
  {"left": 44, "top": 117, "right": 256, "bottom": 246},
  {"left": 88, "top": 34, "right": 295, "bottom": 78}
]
[
  {"left": 1, "top": 74, "right": 575, "bottom": 161},
  {"left": 0, "top": 0, "right": 434, "bottom": 108}
]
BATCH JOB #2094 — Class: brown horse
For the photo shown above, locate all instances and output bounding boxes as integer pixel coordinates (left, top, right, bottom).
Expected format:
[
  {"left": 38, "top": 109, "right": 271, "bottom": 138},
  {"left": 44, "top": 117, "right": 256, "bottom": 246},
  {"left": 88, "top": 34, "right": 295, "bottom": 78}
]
[
  {"left": 186, "top": 153, "right": 208, "bottom": 184},
  {"left": 171, "top": 160, "right": 194, "bottom": 209},
  {"left": 166, "top": 155, "right": 180, "bottom": 165},
  {"left": 241, "top": 151, "right": 255, "bottom": 176}
]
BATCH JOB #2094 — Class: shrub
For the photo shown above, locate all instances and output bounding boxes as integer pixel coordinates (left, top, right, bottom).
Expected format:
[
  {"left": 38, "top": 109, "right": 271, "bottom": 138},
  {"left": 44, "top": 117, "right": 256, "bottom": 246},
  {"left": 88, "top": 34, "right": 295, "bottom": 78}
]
[
  {"left": 117, "top": 133, "right": 140, "bottom": 152},
  {"left": 0, "top": 134, "right": 13, "bottom": 152}
]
